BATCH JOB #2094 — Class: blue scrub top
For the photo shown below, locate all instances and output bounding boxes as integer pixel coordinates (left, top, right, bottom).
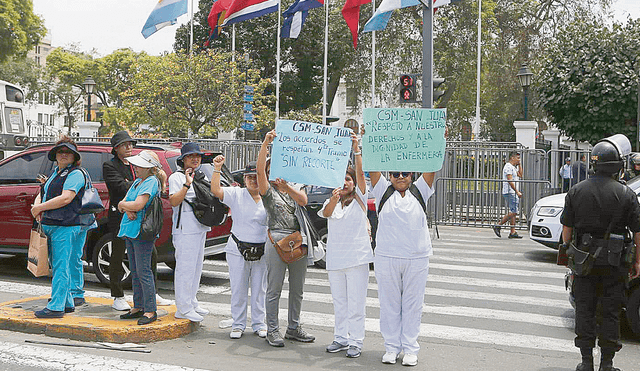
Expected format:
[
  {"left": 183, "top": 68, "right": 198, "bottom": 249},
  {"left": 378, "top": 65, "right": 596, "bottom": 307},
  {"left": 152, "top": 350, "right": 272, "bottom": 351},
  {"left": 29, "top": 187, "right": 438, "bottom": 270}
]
[
  {"left": 42, "top": 166, "right": 85, "bottom": 201},
  {"left": 118, "top": 176, "right": 159, "bottom": 239}
]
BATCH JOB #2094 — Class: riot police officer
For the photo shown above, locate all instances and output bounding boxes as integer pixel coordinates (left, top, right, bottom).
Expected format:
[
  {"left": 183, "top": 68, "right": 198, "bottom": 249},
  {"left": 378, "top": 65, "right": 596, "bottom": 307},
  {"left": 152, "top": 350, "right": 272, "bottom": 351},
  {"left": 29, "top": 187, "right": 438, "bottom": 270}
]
[
  {"left": 560, "top": 135, "right": 640, "bottom": 371},
  {"left": 622, "top": 153, "right": 640, "bottom": 182}
]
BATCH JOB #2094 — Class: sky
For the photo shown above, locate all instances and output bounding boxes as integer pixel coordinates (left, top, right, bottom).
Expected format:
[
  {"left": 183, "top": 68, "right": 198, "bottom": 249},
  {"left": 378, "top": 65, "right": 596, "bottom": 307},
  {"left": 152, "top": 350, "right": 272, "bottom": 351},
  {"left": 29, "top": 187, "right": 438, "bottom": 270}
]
[{"left": 32, "top": 0, "right": 640, "bottom": 57}]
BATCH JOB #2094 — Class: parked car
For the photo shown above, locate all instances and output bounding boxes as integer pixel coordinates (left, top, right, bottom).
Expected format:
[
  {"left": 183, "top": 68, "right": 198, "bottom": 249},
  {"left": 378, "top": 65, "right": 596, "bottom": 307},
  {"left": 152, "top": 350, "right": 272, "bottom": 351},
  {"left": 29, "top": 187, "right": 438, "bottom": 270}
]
[{"left": 0, "top": 142, "right": 233, "bottom": 285}]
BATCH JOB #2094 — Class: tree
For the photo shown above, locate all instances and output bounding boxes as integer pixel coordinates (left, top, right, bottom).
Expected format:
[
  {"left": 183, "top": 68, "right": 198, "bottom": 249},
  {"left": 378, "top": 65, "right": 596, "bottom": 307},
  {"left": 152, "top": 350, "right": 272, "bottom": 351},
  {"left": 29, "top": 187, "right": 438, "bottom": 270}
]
[
  {"left": 0, "top": 57, "right": 41, "bottom": 100},
  {"left": 0, "top": 0, "right": 46, "bottom": 62},
  {"left": 118, "top": 49, "right": 274, "bottom": 137},
  {"left": 537, "top": 19, "right": 640, "bottom": 144}
]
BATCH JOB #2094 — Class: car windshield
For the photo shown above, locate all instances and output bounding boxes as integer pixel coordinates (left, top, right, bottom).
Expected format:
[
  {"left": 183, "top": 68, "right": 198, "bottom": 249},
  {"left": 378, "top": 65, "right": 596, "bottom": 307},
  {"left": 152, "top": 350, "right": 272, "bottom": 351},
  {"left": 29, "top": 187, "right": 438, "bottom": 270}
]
[{"left": 628, "top": 176, "right": 640, "bottom": 194}]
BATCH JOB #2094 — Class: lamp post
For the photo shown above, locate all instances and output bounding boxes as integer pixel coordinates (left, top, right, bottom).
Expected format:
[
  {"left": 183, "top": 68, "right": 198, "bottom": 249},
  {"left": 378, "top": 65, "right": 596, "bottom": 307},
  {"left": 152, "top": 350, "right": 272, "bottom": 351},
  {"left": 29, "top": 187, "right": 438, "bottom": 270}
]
[
  {"left": 516, "top": 64, "right": 533, "bottom": 121},
  {"left": 82, "top": 75, "right": 96, "bottom": 122}
]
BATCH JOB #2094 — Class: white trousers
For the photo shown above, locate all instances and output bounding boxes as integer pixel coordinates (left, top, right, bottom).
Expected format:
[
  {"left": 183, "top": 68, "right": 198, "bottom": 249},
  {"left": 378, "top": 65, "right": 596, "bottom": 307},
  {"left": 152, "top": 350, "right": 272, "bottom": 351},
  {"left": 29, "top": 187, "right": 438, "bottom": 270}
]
[
  {"left": 227, "top": 252, "right": 267, "bottom": 332},
  {"left": 374, "top": 255, "right": 429, "bottom": 355},
  {"left": 173, "top": 231, "right": 206, "bottom": 315},
  {"left": 328, "top": 263, "right": 370, "bottom": 348}
]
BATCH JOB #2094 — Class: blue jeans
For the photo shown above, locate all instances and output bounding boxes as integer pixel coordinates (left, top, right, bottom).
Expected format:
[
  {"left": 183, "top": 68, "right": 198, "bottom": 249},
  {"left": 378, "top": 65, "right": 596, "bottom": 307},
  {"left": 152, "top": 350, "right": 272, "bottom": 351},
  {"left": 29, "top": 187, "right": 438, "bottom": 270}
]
[
  {"left": 125, "top": 237, "right": 157, "bottom": 313},
  {"left": 502, "top": 193, "right": 519, "bottom": 214}
]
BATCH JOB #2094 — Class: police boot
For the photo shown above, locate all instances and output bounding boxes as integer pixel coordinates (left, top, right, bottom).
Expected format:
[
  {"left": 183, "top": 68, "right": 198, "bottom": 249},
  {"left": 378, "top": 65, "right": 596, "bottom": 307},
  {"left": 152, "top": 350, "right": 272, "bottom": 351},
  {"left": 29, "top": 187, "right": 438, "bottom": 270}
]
[
  {"left": 576, "top": 348, "right": 594, "bottom": 371},
  {"left": 598, "top": 350, "right": 620, "bottom": 371}
]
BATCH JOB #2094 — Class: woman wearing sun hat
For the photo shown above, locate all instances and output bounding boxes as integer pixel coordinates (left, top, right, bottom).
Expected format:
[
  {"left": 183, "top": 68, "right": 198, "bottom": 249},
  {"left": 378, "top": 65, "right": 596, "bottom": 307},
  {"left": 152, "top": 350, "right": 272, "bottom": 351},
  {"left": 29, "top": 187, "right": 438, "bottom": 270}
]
[
  {"left": 117, "top": 150, "right": 165, "bottom": 325},
  {"left": 31, "top": 136, "right": 96, "bottom": 318}
]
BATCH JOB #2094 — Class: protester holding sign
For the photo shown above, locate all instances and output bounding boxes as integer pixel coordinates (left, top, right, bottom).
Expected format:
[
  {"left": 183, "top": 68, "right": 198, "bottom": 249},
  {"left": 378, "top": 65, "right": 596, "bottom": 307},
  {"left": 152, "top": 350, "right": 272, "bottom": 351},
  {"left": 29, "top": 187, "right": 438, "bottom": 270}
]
[
  {"left": 210, "top": 156, "right": 268, "bottom": 340},
  {"left": 258, "top": 129, "right": 315, "bottom": 347},
  {"left": 319, "top": 133, "right": 373, "bottom": 358}
]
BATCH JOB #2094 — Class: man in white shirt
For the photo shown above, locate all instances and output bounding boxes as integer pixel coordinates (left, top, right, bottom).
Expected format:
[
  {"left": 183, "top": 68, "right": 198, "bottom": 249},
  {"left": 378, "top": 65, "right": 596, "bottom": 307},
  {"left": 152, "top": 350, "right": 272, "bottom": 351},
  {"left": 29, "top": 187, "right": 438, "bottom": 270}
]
[
  {"left": 493, "top": 151, "right": 523, "bottom": 239},
  {"left": 559, "top": 157, "right": 573, "bottom": 192}
]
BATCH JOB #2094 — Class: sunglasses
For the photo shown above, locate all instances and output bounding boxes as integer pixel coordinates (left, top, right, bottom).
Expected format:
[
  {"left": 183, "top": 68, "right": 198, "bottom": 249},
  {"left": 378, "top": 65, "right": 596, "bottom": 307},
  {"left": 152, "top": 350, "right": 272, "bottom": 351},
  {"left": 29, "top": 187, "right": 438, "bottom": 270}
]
[
  {"left": 390, "top": 172, "right": 412, "bottom": 178},
  {"left": 57, "top": 149, "right": 73, "bottom": 155}
]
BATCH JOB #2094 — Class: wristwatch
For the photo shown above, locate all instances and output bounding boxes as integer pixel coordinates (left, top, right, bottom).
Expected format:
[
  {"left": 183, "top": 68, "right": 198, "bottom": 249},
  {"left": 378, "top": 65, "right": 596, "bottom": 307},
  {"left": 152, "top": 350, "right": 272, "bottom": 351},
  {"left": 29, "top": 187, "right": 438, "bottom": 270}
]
[{"left": 183, "top": 183, "right": 191, "bottom": 189}]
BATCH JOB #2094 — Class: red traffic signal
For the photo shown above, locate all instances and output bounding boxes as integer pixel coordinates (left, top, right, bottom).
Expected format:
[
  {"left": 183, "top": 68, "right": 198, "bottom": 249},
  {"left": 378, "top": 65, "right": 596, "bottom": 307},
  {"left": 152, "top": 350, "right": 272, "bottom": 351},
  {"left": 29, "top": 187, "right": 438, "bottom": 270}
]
[{"left": 400, "top": 74, "right": 417, "bottom": 103}]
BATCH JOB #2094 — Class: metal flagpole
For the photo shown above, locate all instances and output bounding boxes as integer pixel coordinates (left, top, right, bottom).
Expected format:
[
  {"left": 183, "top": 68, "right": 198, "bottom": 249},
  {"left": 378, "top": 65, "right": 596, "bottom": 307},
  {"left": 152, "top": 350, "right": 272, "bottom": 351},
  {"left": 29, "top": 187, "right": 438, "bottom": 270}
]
[
  {"left": 474, "top": 0, "right": 481, "bottom": 141},
  {"left": 189, "top": 0, "right": 194, "bottom": 55},
  {"left": 276, "top": 0, "right": 282, "bottom": 121},
  {"left": 232, "top": 25, "right": 236, "bottom": 63},
  {"left": 323, "top": 0, "right": 329, "bottom": 125},
  {"left": 371, "top": 0, "right": 375, "bottom": 107}
]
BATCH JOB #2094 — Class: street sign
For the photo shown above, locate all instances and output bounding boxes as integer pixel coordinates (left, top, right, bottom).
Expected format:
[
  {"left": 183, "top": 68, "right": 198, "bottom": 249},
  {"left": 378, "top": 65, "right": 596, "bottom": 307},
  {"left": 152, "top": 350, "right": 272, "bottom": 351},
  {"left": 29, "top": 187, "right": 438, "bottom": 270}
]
[
  {"left": 242, "top": 122, "right": 254, "bottom": 131},
  {"left": 244, "top": 85, "right": 254, "bottom": 94},
  {"left": 244, "top": 113, "right": 254, "bottom": 121},
  {"left": 244, "top": 94, "right": 253, "bottom": 102},
  {"left": 244, "top": 103, "right": 253, "bottom": 112}
]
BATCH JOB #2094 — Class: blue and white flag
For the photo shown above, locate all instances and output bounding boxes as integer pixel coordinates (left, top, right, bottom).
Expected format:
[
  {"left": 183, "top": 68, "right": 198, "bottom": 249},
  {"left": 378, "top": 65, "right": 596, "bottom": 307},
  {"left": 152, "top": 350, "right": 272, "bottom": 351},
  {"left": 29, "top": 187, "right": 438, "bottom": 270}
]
[
  {"left": 363, "top": 0, "right": 450, "bottom": 33},
  {"left": 141, "top": 0, "right": 188, "bottom": 39},
  {"left": 281, "top": 0, "right": 324, "bottom": 39}
]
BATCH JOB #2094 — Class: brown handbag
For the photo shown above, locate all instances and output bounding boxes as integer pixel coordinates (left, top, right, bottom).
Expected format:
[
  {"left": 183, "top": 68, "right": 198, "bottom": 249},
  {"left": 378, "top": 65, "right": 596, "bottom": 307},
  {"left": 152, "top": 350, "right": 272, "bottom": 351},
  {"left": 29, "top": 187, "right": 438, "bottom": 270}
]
[
  {"left": 268, "top": 231, "right": 306, "bottom": 264},
  {"left": 27, "top": 223, "right": 50, "bottom": 277}
]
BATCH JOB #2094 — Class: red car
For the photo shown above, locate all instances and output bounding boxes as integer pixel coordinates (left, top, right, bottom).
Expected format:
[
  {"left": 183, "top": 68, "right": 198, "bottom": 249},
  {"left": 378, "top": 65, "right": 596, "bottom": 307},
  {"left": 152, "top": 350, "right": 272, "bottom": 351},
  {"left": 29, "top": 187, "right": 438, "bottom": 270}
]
[{"left": 0, "top": 142, "right": 232, "bottom": 285}]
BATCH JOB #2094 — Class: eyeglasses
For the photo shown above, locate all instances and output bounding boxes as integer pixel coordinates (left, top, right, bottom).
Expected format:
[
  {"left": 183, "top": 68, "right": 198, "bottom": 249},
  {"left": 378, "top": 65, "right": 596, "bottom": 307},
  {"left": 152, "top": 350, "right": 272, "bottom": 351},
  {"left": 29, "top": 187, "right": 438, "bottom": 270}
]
[
  {"left": 390, "top": 172, "right": 412, "bottom": 178},
  {"left": 57, "top": 149, "right": 73, "bottom": 155},
  {"left": 118, "top": 142, "right": 134, "bottom": 149}
]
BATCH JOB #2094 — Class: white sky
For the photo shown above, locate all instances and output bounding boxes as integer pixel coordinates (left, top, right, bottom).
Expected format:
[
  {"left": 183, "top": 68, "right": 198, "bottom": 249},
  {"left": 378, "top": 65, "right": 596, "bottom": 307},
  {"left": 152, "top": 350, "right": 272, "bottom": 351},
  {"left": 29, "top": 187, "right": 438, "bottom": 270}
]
[{"left": 32, "top": 0, "right": 640, "bottom": 57}]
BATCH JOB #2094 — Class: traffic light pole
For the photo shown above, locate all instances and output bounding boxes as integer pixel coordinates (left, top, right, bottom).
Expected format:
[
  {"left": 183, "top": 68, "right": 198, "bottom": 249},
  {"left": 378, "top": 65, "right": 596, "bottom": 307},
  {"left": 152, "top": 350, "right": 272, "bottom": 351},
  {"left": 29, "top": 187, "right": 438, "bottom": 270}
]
[{"left": 422, "top": 0, "right": 433, "bottom": 109}]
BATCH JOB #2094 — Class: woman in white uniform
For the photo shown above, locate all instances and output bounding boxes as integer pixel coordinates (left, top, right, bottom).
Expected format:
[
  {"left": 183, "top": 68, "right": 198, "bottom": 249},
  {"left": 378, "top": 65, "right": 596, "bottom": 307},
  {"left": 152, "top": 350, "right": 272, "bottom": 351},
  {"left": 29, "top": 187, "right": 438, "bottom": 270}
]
[
  {"left": 168, "top": 143, "right": 211, "bottom": 323},
  {"left": 210, "top": 156, "right": 268, "bottom": 339},
  {"left": 369, "top": 168, "right": 436, "bottom": 367},
  {"left": 319, "top": 134, "right": 373, "bottom": 358}
]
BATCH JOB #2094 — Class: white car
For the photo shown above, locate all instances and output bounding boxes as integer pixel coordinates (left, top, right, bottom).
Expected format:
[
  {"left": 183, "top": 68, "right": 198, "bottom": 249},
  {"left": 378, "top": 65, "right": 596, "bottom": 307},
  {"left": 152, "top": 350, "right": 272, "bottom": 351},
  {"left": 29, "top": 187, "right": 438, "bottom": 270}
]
[{"left": 529, "top": 176, "right": 640, "bottom": 249}]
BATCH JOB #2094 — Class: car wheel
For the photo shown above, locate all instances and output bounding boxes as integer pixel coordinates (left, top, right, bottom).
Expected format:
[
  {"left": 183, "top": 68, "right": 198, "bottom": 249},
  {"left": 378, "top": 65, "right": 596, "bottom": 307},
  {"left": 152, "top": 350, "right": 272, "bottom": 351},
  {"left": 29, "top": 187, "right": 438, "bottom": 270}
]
[
  {"left": 92, "top": 233, "right": 131, "bottom": 287},
  {"left": 625, "top": 285, "right": 640, "bottom": 337},
  {"left": 314, "top": 228, "right": 328, "bottom": 269}
]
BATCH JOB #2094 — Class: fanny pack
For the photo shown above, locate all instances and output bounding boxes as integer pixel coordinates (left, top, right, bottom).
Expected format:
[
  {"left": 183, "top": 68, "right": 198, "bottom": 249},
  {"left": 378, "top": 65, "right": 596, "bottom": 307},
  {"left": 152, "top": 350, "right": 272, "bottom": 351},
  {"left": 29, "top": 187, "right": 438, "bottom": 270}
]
[
  {"left": 268, "top": 230, "right": 306, "bottom": 264},
  {"left": 232, "top": 234, "right": 265, "bottom": 261}
]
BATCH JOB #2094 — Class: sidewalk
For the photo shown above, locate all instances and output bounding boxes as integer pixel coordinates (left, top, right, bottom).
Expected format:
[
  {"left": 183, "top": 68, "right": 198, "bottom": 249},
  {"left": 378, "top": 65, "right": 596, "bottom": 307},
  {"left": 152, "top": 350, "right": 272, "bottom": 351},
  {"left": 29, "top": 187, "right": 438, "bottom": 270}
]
[{"left": 0, "top": 296, "right": 196, "bottom": 343}]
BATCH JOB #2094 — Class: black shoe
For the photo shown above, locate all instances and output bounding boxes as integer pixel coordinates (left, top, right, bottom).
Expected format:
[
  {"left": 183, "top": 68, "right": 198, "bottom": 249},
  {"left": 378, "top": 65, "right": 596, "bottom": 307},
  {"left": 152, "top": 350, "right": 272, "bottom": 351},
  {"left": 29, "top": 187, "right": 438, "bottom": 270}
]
[
  {"left": 492, "top": 225, "right": 501, "bottom": 238},
  {"left": 598, "top": 366, "right": 621, "bottom": 371},
  {"left": 576, "top": 363, "right": 594, "bottom": 371},
  {"left": 120, "top": 310, "right": 144, "bottom": 319},
  {"left": 73, "top": 297, "right": 86, "bottom": 306},
  {"left": 34, "top": 308, "right": 64, "bottom": 318},
  {"left": 508, "top": 233, "right": 523, "bottom": 239},
  {"left": 138, "top": 312, "right": 157, "bottom": 325},
  {"left": 64, "top": 307, "right": 75, "bottom": 313}
]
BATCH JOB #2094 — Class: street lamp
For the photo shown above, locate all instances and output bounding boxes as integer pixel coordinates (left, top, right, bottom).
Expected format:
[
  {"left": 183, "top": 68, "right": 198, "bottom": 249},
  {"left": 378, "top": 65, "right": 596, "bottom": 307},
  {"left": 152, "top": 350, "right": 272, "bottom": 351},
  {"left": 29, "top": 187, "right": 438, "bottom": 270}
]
[
  {"left": 516, "top": 64, "right": 533, "bottom": 120},
  {"left": 82, "top": 75, "right": 96, "bottom": 122}
]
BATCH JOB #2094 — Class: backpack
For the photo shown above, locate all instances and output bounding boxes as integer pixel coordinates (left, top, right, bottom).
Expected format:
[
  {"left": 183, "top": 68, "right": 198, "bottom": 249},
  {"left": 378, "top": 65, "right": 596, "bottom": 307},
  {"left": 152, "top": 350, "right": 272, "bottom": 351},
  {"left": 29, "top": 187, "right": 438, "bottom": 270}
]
[
  {"left": 177, "top": 170, "right": 229, "bottom": 227},
  {"left": 377, "top": 184, "right": 426, "bottom": 215}
]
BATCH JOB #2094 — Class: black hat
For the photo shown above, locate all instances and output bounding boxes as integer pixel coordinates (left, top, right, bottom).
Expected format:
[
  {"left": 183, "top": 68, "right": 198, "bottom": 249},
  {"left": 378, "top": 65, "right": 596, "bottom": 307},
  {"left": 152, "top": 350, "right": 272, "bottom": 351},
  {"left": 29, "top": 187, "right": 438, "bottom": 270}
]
[
  {"left": 244, "top": 161, "right": 257, "bottom": 175},
  {"left": 177, "top": 142, "right": 205, "bottom": 167},
  {"left": 110, "top": 131, "right": 137, "bottom": 155},
  {"left": 48, "top": 142, "right": 81, "bottom": 162}
]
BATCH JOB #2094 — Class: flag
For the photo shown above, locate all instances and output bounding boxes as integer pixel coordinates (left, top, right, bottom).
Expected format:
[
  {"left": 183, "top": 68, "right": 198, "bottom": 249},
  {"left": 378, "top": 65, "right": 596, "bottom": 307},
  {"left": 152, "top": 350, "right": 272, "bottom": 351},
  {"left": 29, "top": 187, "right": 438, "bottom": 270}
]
[
  {"left": 222, "top": 0, "right": 280, "bottom": 27},
  {"left": 141, "top": 0, "right": 189, "bottom": 39},
  {"left": 363, "top": 0, "right": 450, "bottom": 33},
  {"left": 281, "top": 0, "right": 324, "bottom": 39},
  {"left": 342, "top": 0, "right": 371, "bottom": 49},
  {"left": 207, "top": 0, "right": 233, "bottom": 42}
]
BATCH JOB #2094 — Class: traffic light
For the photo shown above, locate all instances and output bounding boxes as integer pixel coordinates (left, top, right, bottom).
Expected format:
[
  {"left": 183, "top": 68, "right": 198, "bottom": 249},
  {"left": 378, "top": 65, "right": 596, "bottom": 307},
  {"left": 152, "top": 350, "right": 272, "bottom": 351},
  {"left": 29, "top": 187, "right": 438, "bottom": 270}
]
[
  {"left": 433, "top": 77, "right": 446, "bottom": 102},
  {"left": 400, "top": 74, "right": 418, "bottom": 103}
]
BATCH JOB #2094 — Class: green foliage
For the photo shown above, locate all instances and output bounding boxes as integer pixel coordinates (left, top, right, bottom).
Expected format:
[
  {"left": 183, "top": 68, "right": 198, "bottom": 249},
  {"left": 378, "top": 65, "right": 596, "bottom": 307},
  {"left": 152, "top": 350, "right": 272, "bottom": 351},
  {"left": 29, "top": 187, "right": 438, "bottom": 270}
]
[
  {"left": 0, "top": 57, "right": 41, "bottom": 100},
  {"left": 537, "top": 19, "right": 640, "bottom": 144},
  {"left": 0, "top": 0, "right": 46, "bottom": 62}
]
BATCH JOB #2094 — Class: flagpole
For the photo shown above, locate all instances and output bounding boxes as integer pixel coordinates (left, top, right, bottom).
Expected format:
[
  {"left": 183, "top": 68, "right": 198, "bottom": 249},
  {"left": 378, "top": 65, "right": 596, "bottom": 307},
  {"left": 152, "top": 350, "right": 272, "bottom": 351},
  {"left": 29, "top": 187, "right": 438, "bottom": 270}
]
[
  {"left": 322, "top": 0, "right": 329, "bottom": 125},
  {"left": 474, "top": 0, "right": 481, "bottom": 141},
  {"left": 189, "top": 0, "right": 194, "bottom": 55},
  {"left": 232, "top": 25, "right": 236, "bottom": 63},
  {"left": 276, "top": 0, "right": 282, "bottom": 121},
  {"left": 371, "top": 0, "right": 375, "bottom": 108}
]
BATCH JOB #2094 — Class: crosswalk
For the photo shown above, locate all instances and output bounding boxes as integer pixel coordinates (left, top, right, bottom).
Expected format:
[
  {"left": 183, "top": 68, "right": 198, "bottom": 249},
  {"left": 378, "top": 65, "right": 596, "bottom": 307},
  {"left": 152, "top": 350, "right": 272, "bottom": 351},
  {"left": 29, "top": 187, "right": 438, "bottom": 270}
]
[{"left": 0, "top": 228, "right": 579, "bottom": 359}]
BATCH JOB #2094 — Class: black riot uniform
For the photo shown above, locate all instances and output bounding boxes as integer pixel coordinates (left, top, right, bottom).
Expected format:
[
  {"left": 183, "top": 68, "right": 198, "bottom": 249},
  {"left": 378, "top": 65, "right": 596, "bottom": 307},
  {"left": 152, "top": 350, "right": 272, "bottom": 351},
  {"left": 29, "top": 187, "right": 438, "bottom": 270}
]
[{"left": 560, "top": 136, "right": 640, "bottom": 371}]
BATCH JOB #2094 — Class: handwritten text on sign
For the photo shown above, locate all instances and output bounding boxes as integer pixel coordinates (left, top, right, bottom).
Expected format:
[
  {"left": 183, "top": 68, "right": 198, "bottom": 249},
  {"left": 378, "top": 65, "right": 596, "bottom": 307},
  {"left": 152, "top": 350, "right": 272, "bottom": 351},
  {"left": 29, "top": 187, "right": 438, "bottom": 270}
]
[
  {"left": 362, "top": 108, "right": 446, "bottom": 172},
  {"left": 270, "top": 120, "right": 352, "bottom": 188}
]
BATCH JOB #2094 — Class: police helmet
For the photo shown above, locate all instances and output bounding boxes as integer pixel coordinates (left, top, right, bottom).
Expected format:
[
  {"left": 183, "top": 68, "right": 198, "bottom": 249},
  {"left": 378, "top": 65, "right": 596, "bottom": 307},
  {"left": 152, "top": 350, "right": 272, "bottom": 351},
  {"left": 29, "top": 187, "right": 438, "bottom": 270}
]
[
  {"left": 632, "top": 154, "right": 640, "bottom": 166},
  {"left": 591, "top": 135, "right": 631, "bottom": 175}
]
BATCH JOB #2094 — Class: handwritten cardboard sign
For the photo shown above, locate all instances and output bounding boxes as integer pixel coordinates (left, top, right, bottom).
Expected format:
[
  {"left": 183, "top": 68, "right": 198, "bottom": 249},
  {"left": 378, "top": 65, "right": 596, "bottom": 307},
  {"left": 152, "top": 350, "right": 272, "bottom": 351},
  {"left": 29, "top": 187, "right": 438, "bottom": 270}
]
[
  {"left": 269, "top": 120, "right": 353, "bottom": 188},
  {"left": 362, "top": 108, "right": 447, "bottom": 172}
]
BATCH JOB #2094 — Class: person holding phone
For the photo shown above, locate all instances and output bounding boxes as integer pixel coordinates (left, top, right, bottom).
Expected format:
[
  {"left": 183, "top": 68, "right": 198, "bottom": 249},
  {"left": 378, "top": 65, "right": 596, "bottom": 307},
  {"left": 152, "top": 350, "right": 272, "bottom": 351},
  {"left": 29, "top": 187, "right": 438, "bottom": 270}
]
[{"left": 493, "top": 151, "right": 523, "bottom": 239}]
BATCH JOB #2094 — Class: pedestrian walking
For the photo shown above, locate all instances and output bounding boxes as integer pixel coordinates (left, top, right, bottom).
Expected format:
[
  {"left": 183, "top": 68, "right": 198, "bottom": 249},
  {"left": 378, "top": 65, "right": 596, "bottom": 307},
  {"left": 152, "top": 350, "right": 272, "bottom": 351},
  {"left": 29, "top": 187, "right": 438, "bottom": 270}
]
[
  {"left": 560, "top": 157, "right": 573, "bottom": 192},
  {"left": 493, "top": 151, "right": 523, "bottom": 239},
  {"left": 561, "top": 135, "right": 640, "bottom": 371},
  {"left": 168, "top": 143, "right": 211, "bottom": 322},
  {"left": 117, "top": 150, "right": 165, "bottom": 325},
  {"left": 103, "top": 131, "right": 172, "bottom": 310},
  {"left": 210, "top": 156, "right": 268, "bottom": 339},
  {"left": 257, "top": 129, "right": 315, "bottom": 347},
  {"left": 31, "top": 137, "right": 96, "bottom": 318},
  {"left": 319, "top": 133, "right": 373, "bottom": 359}
]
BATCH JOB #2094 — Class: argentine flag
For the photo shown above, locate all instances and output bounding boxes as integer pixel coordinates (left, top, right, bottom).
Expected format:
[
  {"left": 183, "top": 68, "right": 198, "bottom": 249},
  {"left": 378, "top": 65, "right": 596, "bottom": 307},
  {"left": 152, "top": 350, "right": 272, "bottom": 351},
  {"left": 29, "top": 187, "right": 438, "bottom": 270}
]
[
  {"left": 141, "top": 0, "right": 189, "bottom": 39},
  {"left": 363, "top": 0, "right": 450, "bottom": 33}
]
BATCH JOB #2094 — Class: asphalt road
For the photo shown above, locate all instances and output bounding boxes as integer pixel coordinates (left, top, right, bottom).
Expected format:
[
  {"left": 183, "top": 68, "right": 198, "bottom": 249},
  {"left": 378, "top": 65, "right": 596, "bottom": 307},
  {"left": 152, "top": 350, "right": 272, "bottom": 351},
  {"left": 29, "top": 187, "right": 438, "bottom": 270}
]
[{"left": 0, "top": 225, "right": 639, "bottom": 371}]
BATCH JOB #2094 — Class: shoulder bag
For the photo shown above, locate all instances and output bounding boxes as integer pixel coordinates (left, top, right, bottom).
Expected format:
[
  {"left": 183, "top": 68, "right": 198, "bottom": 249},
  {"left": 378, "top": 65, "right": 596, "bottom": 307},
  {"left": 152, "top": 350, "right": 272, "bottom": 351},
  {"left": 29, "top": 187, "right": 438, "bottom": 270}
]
[
  {"left": 78, "top": 168, "right": 105, "bottom": 214},
  {"left": 139, "top": 179, "right": 163, "bottom": 241},
  {"left": 268, "top": 230, "right": 306, "bottom": 264}
]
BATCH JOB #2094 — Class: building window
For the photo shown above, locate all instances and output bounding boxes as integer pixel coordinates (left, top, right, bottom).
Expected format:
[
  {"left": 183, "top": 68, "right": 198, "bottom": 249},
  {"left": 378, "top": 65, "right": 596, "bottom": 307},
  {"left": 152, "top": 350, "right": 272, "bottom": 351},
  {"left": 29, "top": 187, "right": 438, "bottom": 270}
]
[
  {"left": 346, "top": 87, "right": 357, "bottom": 108},
  {"left": 50, "top": 114, "right": 55, "bottom": 126}
]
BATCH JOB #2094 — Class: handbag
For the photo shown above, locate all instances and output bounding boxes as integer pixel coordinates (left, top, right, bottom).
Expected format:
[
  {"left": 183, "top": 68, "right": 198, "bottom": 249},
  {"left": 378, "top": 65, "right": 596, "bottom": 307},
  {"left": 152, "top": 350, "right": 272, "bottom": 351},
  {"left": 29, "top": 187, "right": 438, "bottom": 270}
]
[
  {"left": 268, "top": 231, "right": 306, "bottom": 264},
  {"left": 232, "top": 234, "right": 265, "bottom": 261},
  {"left": 139, "top": 181, "right": 163, "bottom": 241},
  {"left": 78, "top": 168, "right": 104, "bottom": 214},
  {"left": 27, "top": 222, "right": 50, "bottom": 277}
]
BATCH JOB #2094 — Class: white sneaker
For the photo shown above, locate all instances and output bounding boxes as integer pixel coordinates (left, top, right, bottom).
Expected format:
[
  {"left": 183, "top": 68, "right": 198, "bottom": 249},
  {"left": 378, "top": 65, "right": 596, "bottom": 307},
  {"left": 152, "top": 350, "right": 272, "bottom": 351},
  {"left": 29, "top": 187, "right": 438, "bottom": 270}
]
[
  {"left": 255, "top": 329, "right": 268, "bottom": 338},
  {"left": 382, "top": 352, "right": 399, "bottom": 364},
  {"left": 111, "top": 297, "right": 131, "bottom": 311},
  {"left": 402, "top": 353, "right": 418, "bottom": 366},
  {"left": 194, "top": 306, "right": 209, "bottom": 316},
  {"left": 174, "top": 310, "right": 204, "bottom": 322},
  {"left": 218, "top": 318, "right": 233, "bottom": 328},
  {"left": 156, "top": 294, "right": 173, "bottom": 306},
  {"left": 230, "top": 328, "right": 243, "bottom": 339}
]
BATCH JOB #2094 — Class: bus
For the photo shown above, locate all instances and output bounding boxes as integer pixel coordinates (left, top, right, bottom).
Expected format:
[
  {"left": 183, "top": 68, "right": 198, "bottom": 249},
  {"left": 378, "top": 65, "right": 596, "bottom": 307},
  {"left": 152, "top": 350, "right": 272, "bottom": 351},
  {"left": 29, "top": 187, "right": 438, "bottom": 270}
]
[{"left": 0, "top": 80, "right": 30, "bottom": 156}]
